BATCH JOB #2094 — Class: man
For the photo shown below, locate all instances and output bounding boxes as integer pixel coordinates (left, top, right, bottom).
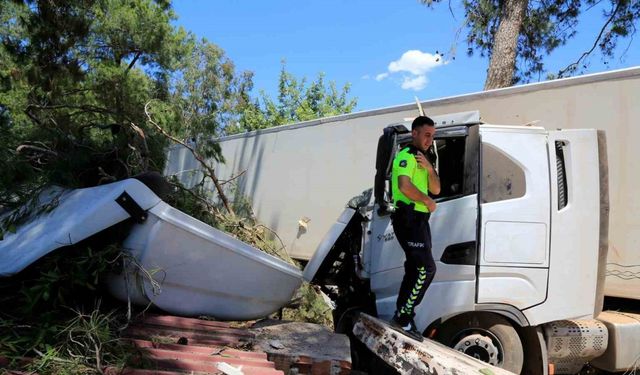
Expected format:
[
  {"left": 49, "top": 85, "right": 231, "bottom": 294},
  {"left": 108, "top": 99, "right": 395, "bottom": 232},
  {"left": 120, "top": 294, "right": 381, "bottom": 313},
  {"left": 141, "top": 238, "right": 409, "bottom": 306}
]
[{"left": 389, "top": 115, "right": 440, "bottom": 342}]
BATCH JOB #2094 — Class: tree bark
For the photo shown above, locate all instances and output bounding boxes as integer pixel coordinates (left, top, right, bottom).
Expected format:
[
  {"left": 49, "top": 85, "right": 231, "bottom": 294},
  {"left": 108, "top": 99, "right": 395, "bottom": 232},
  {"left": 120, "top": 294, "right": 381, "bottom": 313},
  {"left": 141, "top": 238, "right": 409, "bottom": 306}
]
[{"left": 484, "top": 0, "right": 528, "bottom": 90}]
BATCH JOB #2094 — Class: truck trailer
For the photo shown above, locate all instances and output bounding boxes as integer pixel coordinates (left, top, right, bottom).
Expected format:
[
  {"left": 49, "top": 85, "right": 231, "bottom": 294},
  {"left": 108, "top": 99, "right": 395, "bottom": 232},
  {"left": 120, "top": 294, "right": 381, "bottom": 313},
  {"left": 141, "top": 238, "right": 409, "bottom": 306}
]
[{"left": 165, "top": 67, "right": 640, "bottom": 302}]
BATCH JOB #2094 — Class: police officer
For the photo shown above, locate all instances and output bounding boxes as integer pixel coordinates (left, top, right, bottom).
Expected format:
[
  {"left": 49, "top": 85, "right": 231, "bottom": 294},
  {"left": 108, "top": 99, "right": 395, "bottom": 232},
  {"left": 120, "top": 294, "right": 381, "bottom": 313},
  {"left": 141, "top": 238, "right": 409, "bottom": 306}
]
[{"left": 389, "top": 115, "right": 440, "bottom": 342}]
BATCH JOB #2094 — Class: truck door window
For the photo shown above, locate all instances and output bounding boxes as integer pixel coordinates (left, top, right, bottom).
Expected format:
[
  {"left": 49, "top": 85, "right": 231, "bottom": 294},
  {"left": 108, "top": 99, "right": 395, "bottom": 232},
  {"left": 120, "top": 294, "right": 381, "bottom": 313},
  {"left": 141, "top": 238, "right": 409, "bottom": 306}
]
[
  {"left": 432, "top": 137, "right": 466, "bottom": 200},
  {"left": 481, "top": 143, "right": 526, "bottom": 203}
]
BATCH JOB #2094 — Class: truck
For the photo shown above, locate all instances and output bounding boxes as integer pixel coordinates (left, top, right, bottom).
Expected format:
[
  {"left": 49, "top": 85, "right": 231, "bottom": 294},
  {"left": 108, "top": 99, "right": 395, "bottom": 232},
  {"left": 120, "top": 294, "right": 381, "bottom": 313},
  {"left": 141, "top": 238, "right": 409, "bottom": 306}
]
[
  {"left": 303, "top": 111, "right": 631, "bottom": 374},
  {"left": 164, "top": 68, "right": 640, "bottom": 374}
]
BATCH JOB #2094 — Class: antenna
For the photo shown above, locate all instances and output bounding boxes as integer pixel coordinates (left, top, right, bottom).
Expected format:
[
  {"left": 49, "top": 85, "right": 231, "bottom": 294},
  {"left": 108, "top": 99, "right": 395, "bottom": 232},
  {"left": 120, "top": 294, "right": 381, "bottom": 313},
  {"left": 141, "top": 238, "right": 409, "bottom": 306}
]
[
  {"left": 414, "top": 96, "right": 439, "bottom": 174},
  {"left": 414, "top": 96, "right": 425, "bottom": 116}
]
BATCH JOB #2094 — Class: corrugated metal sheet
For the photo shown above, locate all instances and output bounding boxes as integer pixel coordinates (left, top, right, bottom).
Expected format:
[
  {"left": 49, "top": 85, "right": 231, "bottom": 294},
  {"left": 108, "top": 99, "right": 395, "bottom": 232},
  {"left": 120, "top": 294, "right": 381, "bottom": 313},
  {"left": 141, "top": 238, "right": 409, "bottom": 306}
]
[
  {"left": 1, "top": 314, "right": 353, "bottom": 374},
  {"left": 117, "top": 314, "right": 284, "bottom": 375}
]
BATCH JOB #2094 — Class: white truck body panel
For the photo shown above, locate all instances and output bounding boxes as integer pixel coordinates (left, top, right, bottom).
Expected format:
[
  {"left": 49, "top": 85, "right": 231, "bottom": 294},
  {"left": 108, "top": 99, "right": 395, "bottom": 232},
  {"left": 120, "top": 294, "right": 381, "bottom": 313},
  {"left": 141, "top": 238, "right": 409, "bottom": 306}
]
[
  {"left": 166, "top": 67, "right": 640, "bottom": 300},
  {"left": 302, "top": 207, "right": 355, "bottom": 282},
  {"left": 592, "top": 311, "right": 640, "bottom": 372},
  {"left": 366, "top": 194, "right": 478, "bottom": 328},
  {"left": 477, "top": 266, "right": 548, "bottom": 308},
  {"left": 478, "top": 128, "right": 602, "bottom": 325},
  {"left": 0, "top": 178, "right": 303, "bottom": 320},
  {"left": 0, "top": 179, "right": 162, "bottom": 276},
  {"left": 479, "top": 128, "right": 550, "bottom": 268},
  {"left": 107, "top": 200, "right": 303, "bottom": 320},
  {"left": 476, "top": 127, "right": 551, "bottom": 318},
  {"left": 525, "top": 129, "right": 602, "bottom": 324}
]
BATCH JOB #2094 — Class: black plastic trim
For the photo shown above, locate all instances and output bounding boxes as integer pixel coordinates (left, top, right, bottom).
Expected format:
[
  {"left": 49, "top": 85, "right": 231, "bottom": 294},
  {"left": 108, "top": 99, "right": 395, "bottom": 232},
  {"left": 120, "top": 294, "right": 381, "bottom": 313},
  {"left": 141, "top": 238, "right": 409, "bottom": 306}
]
[
  {"left": 440, "top": 241, "right": 477, "bottom": 265},
  {"left": 115, "top": 191, "right": 148, "bottom": 223},
  {"left": 474, "top": 303, "right": 531, "bottom": 327}
]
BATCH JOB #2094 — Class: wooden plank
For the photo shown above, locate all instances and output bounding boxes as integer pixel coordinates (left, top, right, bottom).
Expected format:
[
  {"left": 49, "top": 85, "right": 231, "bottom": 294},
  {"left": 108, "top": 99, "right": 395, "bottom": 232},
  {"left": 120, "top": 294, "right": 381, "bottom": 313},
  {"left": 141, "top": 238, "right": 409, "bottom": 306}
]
[{"left": 352, "top": 313, "right": 515, "bottom": 375}]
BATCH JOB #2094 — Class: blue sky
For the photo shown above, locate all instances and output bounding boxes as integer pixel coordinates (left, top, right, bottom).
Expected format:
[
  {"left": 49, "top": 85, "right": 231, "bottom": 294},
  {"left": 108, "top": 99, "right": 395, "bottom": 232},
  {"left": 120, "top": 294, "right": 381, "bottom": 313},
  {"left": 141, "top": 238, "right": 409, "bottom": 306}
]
[{"left": 172, "top": 1, "right": 640, "bottom": 111}]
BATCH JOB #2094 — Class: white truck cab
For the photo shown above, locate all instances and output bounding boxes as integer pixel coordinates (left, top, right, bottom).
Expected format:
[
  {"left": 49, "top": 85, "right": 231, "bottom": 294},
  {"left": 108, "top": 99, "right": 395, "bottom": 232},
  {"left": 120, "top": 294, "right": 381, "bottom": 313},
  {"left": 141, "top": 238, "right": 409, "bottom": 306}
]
[{"left": 303, "top": 111, "right": 629, "bottom": 374}]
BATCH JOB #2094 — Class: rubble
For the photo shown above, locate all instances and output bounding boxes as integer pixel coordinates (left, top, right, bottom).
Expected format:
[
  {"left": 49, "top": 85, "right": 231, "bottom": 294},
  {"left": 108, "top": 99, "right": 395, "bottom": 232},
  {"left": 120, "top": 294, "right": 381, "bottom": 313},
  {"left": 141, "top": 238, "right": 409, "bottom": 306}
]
[
  {"left": 252, "top": 320, "right": 352, "bottom": 374},
  {"left": 352, "top": 313, "right": 515, "bottom": 375}
]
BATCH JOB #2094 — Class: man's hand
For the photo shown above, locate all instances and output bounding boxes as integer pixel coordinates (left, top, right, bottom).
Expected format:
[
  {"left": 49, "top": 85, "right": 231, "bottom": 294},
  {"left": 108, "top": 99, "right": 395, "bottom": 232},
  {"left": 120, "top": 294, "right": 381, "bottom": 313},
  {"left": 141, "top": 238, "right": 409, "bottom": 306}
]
[
  {"left": 417, "top": 151, "right": 441, "bottom": 195},
  {"left": 415, "top": 152, "right": 434, "bottom": 173},
  {"left": 424, "top": 197, "right": 437, "bottom": 212}
]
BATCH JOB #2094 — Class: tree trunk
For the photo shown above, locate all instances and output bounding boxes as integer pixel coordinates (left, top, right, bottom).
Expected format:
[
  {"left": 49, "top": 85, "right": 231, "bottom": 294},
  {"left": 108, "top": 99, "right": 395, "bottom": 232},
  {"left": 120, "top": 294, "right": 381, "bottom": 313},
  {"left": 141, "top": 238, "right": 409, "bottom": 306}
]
[{"left": 484, "top": 0, "right": 528, "bottom": 90}]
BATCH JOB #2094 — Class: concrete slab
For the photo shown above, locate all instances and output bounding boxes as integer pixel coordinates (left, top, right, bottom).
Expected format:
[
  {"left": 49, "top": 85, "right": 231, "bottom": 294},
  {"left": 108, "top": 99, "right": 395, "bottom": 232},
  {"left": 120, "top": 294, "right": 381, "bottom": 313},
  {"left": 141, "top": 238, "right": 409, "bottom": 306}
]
[
  {"left": 353, "top": 313, "right": 515, "bottom": 375},
  {"left": 252, "top": 320, "right": 351, "bottom": 374}
]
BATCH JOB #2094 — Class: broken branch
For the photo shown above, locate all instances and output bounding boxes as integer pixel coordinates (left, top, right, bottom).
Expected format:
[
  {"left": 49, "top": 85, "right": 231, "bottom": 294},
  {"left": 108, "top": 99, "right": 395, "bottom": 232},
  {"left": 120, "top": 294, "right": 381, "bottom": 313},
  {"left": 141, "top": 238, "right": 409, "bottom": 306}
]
[
  {"left": 144, "top": 101, "right": 235, "bottom": 216},
  {"left": 220, "top": 170, "right": 247, "bottom": 185}
]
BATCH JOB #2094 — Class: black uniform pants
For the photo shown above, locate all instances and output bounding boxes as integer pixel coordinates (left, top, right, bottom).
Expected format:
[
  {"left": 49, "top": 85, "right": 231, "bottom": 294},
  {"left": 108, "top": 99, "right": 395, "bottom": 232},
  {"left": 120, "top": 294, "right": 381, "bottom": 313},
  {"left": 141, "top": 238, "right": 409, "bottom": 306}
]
[{"left": 391, "top": 204, "right": 436, "bottom": 325}]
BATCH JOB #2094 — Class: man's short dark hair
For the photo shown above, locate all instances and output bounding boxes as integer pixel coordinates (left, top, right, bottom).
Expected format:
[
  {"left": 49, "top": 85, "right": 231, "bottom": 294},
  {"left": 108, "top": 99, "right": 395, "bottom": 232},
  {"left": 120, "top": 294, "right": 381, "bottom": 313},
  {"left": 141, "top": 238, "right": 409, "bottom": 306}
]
[{"left": 411, "top": 116, "right": 435, "bottom": 130}]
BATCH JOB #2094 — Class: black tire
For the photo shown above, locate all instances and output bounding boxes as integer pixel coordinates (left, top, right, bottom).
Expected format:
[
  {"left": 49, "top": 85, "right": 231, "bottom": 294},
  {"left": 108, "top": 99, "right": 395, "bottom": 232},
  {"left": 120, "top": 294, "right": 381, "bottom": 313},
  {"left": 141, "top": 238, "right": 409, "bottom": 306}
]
[
  {"left": 334, "top": 307, "right": 366, "bottom": 371},
  {"left": 435, "top": 312, "right": 524, "bottom": 373},
  {"left": 133, "top": 171, "right": 172, "bottom": 200}
]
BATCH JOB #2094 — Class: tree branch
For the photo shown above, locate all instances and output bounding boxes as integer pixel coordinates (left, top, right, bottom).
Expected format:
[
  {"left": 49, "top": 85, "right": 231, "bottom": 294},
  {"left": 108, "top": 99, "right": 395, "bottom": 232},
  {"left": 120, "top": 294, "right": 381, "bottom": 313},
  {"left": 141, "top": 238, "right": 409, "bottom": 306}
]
[
  {"left": 557, "top": 0, "right": 622, "bottom": 78},
  {"left": 16, "top": 144, "right": 58, "bottom": 157},
  {"left": 620, "top": 24, "right": 637, "bottom": 60},
  {"left": 26, "top": 103, "right": 116, "bottom": 115},
  {"left": 24, "top": 108, "right": 43, "bottom": 127},
  {"left": 256, "top": 224, "right": 289, "bottom": 257},
  {"left": 125, "top": 51, "right": 142, "bottom": 74},
  {"left": 128, "top": 121, "right": 149, "bottom": 170},
  {"left": 168, "top": 180, "right": 218, "bottom": 213},
  {"left": 144, "top": 101, "right": 235, "bottom": 216},
  {"left": 220, "top": 170, "right": 246, "bottom": 185}
]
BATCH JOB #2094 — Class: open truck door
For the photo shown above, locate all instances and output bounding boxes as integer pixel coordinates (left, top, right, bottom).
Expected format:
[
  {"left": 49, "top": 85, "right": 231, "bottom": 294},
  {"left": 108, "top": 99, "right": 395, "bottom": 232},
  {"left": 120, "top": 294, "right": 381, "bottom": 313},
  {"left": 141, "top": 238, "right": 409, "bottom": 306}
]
[{"left": 364, "top": 120, "right": 482, "bottom": 333}]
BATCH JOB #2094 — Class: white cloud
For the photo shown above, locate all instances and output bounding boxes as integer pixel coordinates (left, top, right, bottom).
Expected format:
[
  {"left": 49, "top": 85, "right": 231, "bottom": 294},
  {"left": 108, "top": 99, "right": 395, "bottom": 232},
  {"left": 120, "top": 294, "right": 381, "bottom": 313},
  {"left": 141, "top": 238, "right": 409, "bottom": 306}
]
[
  {"left": 370, "top": 49, "right": 446, "bottom": 91},
  {"left": 388, "top": 50, "right": 444, "bottom": 75},
  {"left": 401, "top": 75, "right": 428, "bottom": 91},
  {"left": 361, "top": 74, "right": 370, "bottom": 80}
]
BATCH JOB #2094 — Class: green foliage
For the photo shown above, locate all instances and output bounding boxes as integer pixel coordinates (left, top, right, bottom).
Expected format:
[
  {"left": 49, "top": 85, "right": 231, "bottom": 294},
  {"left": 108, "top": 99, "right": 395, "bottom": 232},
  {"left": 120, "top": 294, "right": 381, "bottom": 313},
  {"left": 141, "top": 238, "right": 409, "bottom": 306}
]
[
  {"left": 0, "top": 1, "right": 353, "bottom": 369},
  {"left": 1, "top": 304, "right": 136, "bottom": 375},
  {"left": 228, "top": 62, "right": 357, "bottom": 135},
  {"left": 0, "top": 0, "right": 187, "bottom": 208},
  {"left": 422, "top": 0, "right": 640, "bottom": 82},
  {"left": 281, "top": 283, "right": 334, "bottom": 328},
  {"left": 0, "top": 241, "right": 122, "bottom": 316},
  {"left": 0, "top": 1, "right": 357, "bottom": 204},
  {"left": 0, "top": 240, "right": 130, "bottom": 373},
  {"left": 90, "top": 0, "right": 184, "bottom": 69},
  {"left": 169, "top": 38, "right": 254, "bottom": 161}
]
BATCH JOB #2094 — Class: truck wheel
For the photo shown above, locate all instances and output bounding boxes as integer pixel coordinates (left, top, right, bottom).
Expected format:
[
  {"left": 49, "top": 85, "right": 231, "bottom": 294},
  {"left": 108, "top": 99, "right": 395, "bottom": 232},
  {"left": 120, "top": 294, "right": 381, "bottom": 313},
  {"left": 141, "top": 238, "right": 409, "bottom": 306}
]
[{"left": 435, "top": 312, "right": 524, "bottom": 373}]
